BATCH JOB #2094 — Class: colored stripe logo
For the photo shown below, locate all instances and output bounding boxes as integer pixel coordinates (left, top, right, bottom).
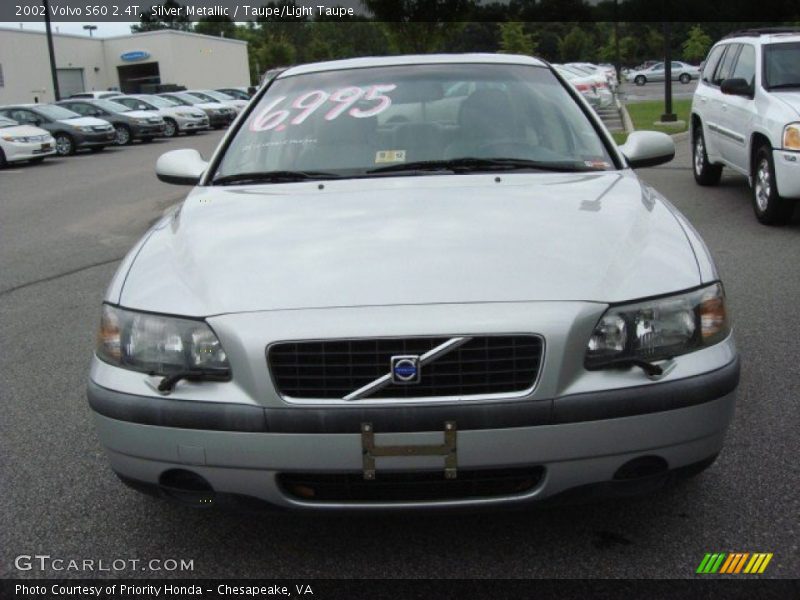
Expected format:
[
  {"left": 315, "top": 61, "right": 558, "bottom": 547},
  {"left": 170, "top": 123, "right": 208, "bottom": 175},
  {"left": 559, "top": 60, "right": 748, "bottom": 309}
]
[{"left": 696, "top": 552, "right": 773, "bottom": 574}]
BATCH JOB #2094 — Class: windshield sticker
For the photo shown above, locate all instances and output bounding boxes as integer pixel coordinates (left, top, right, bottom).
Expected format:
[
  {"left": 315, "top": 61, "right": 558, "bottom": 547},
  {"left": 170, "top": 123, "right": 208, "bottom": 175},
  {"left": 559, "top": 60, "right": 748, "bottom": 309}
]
[
  {"left": 584, "top": 159, "right": 612, "bottom": 169},
  {"left": 375, "top": 150, "right": 407, "bottom": 164},
  {"left": 249, "top": 84, "right": 397, "bottom": 132}
]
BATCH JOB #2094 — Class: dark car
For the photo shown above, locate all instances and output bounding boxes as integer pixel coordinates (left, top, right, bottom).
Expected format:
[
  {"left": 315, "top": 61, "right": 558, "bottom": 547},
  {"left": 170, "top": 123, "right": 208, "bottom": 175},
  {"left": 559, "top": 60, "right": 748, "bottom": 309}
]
[
  {"left": 56, "top": 98, "right": 166, "bottom": 146},
  {"left": 0, "top": 103, "right": 116, "bottom": 156}
]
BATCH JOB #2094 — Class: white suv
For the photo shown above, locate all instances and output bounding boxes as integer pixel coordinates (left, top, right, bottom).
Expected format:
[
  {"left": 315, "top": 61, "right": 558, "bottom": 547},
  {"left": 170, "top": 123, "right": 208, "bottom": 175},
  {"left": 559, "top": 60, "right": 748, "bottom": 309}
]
[{"left": 691, "top": 28, "right": 800, "bottom": 224}]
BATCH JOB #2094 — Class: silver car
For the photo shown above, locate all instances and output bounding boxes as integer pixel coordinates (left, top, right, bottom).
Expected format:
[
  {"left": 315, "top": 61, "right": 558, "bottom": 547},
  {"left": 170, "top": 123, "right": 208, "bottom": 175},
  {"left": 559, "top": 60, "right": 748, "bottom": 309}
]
[
  {"left": 88, "top": 54, "right": 739, "bottom": 511},
  {"left": 629, "top": 61, "right": 701, "bottom": 86}
]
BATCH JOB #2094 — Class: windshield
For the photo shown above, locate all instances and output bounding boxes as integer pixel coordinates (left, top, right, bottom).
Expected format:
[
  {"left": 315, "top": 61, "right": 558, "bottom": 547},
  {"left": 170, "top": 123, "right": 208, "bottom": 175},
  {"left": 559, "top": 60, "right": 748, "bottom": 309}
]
[
  {"left": 137, "top": 95, "right": 174, "bottom": 108},
  {"left": 172, "top": 93, "right": 206, "bottom": 105},
  {"left": 196, "top": 90, "right": 233, "bottom": 102},
  {"left": 95, "top": 99, "right": 132, "bottom": 113},
  {"left": 34, "top": 104, "right": 80, "bottom": 120},
  {"left": 222, "top": 89, "right": 249, "bottom": 100},
  {"left": 214, "top": 63, "right": 614, "bottom": 181},
  {"left": 763, "top": 42, "right": 800, "bottom": 89},
  {"left": 158, "top": 95, "right": 185, "bottom": 106}
]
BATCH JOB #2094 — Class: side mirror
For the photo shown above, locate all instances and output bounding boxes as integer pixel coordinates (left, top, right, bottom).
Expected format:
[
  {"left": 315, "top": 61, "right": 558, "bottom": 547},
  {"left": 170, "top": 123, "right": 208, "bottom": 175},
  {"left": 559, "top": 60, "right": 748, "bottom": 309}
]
[
  {"left": 619, "top": 131, "right": 675, "bottom": 169},
  {"left": 720, "top": 78, "right": 753, "bottom": 97},
  {"left": 156, "top": 149, "right": 207, "bottom": 185}
]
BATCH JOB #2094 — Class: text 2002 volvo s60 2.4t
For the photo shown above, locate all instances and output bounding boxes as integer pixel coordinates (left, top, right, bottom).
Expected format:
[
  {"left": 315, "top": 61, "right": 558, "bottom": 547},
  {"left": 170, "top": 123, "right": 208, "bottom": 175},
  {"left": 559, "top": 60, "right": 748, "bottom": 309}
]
[{"left": 88, "top": 55, "right": 739, "bottom": 510}]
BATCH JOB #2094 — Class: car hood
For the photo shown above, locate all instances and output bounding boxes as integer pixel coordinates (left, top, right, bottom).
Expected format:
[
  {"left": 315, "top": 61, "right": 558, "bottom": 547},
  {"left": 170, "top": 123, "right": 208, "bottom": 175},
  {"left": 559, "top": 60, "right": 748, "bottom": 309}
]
[
  {"left": 773, "top": 91, "right": 800, "bottom": 116},
  {"left": 126, "top": 110, "right": 160, "bottom": 119},
  {"left": 57, "top": 116, "right": 110, "bottom": 127},
  {"left": 117, "top": 172, "right": 702, "bottom": 316},
  {"left": 196, "top": 102, "right": 228, "bottom": 110},
  {"left": 0, "top": 124, "right": 51, "bottom": 137}
]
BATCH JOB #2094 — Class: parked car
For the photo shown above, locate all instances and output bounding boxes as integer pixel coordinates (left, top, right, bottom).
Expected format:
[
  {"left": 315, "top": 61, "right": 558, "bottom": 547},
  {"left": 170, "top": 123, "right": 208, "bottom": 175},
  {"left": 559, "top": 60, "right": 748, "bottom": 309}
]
[
  {"left": 217, "top": 87, "right": 255, "bottom": 100},
  {"left": 628, "top": 61, "right": 700, "bottom": 86},
  {"left": 0, "top": 116, "right": 55, "bottom": 167},
  {"left": 158, "top": 92, "right": 236, "bottom": 129},
  {"left": 567, "top": 62, "right": 618, "bottom": 90},
  {"left": 553, "top": 64, "right": 602, "bottom": 107},
  {"left": 186, "top": 89, "right": 249, "bottom": 113},
  {"left": 557, "top": 64, "right": 613, "bottom": 107},
  {"left": 68, "top": 91, "right": 122, "bottom": 100},
  {"left": 691, "top": 28, "right": 800, "bottom": 224},
  {"left": 57, "top": 98, "right": 166, "bottom": 146},
  {"left": 114, "top": 94, "right": 209, "bottom": 138},
  {"left": 0, "top": 103, "right": 115, "bottom": 156},
  {"left": 88, "top": 54, "right": 738, "bottom": 511}
]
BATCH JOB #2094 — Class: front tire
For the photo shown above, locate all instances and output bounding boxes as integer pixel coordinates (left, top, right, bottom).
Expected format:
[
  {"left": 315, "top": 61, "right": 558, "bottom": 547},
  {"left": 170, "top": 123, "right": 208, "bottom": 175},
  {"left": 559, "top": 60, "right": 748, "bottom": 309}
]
[
  {"left": 54, "top": 133, "right": 75, "bottom": 156},
  {"left": 0, "top": 148, "right": 7, "bottom": 168},
  {"left": 114, "top": 125, "right": 132, "bottom": 146},
  {"left": 163, "top": 118, "right": 178, "bottom": 138},
  {"left": 692, "top": 125, "right": 722, "bottom": 186},
  {"left": 679, "top": 73, "right": 691, "bottom": 84},
  {"left": 634, "top": 75, "right": 646, "bottom": 86},
  {"left": 752, "top": 145, "right": 795, "bottom": 225}
]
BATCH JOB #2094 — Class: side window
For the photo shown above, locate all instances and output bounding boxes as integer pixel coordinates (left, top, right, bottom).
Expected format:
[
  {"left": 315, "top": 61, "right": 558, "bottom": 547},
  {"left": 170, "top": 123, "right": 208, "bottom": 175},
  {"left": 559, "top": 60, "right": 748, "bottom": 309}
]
[
  {"left": 712, "top": 44, "right": 740, "bottom": 86},
  {"left": 652, "top": 63, "right": 664, "bottom": 71},
  {"left": 702, "top": 46, "right": 726, "bottom": 82},
  {"left": 731, "top": 44, "right": 756, "bottom": 87},
  {"left": 13, "top": 109, "right": 37, "bottom": 123},
  {"left": 117, "top": 98, "right": 135, "bottom": 109}
]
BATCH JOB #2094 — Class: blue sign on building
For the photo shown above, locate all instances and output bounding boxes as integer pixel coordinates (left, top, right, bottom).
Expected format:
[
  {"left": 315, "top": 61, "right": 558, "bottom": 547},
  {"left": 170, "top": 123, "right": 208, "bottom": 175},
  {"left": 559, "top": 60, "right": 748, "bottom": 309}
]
[{"left": 120, "top": 50, "right": 151, "bottom": 62}]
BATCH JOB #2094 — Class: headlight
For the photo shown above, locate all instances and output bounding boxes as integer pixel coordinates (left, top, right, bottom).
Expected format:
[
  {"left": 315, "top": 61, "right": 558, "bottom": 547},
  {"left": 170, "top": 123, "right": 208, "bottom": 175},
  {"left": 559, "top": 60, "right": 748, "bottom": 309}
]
[
  {"left": 783, "top": 123, "right": 800, "bottom": 150},
  {"left": 76, "top": 126, "right": 95, "bottom": 132},
  {"left": 176, "top": 111, "right": 193, "bottom": 117},
  {"left": 96, "top": 305, "right": 230, "bottom": 376},
  {"left": 585, "top": 283, "right": 729, "bottom": 369},
  {"left": 2, "top": 135, "right": 29, "bottom": 142},
  {"left": 135, "top": 118, "right": 150, "bottom": 124}
]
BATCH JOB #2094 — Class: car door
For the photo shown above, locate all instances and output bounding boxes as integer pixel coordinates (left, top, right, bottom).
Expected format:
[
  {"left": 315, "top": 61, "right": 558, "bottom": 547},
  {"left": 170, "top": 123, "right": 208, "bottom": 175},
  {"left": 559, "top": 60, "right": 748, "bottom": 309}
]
[
  {"left": 716, "top": 43, "right": 756, "bottom": 172},
  {"left": 649, "top": 63, "right": 665, "bottom": 82},
  {"left": 705, "top": 44, "right": 741, "bottom": 161}
]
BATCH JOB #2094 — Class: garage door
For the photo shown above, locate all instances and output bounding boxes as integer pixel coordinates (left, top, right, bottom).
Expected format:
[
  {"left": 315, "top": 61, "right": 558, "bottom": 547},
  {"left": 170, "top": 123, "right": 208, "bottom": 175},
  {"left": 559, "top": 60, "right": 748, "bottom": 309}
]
[{"left": 57, "top": 68, "right": 85, "bottom": 97}]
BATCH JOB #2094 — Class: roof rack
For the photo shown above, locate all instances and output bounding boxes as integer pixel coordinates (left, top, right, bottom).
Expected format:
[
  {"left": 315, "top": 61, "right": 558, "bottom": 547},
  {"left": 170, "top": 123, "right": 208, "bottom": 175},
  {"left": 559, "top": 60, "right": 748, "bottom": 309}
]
[{"left": 724, "top": 27, "right": 800, "bottom": 39}]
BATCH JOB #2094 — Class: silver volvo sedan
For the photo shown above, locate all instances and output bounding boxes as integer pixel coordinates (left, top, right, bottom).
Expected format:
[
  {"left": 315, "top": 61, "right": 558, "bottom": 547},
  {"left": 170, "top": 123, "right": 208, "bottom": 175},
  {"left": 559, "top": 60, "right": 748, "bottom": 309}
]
[{"left": 88, "top": 54, "right": 739, "bottom": 511}]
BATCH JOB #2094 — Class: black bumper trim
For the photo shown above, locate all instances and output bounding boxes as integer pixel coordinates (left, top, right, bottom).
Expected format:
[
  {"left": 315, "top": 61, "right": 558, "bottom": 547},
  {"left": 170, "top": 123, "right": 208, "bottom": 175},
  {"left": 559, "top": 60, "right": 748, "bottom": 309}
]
[{"left": 87, "top": 357, "right": 739, "bottom": 433}]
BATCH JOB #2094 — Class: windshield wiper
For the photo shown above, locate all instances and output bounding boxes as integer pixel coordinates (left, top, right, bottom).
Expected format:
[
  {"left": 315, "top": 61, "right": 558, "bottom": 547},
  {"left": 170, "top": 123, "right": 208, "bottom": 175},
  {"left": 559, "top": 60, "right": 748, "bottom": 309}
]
[
  {"left": 213, "top": 170, "right": 338, "bottom": 185},
  {"left": 367, "top": 157, "right": 601, "bottom": 175}
]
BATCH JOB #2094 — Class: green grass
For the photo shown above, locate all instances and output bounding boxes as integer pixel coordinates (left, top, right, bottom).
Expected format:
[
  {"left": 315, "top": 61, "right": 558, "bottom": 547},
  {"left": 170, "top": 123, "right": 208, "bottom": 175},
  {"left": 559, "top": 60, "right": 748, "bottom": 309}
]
[{"left": 612, "top": 98, "right": 692, "bottom": 144}]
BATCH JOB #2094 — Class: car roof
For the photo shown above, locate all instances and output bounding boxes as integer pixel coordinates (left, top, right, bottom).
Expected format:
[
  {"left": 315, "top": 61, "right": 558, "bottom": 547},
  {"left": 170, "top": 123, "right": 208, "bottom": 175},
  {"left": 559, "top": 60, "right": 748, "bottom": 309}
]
[{"left": 278, "top": 53, "right": 547, "bottom": 78}]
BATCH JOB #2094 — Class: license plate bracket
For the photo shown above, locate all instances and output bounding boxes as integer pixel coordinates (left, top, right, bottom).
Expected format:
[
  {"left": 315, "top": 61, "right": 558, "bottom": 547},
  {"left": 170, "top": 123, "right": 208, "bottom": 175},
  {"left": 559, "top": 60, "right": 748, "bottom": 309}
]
[{"left": 360, "top": 421, "right": 457, "bottom": 480}]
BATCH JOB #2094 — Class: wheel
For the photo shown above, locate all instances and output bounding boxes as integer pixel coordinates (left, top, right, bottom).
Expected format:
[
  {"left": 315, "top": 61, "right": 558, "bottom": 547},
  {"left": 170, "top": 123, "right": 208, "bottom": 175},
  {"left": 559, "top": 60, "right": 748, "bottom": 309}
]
[
  {"left": 692, "top": 125, "right": 722, "bottom": 186},
  {"left": 0, "top": 148, "right": 6, "bottom": 168},
  {"left": 679, "top": 73, "right": 691, "bottom": 84},
  {"left": 89, "top": 146, "right": 105, "bottom": 153},
  {"left": 54, "top": 132, "right": 75, "bottom": 156},
  {"left": 114, "top": 125, "right": 132, "bottom": 146},
  {"left": 163, "top": 118, "right": 178, "bottom": 138},
  {"left": 634, "top": 75, "right": 646, "bottom": 86},
  {"left": 752, "top": 145, "right": 796, "bottom": 225}
]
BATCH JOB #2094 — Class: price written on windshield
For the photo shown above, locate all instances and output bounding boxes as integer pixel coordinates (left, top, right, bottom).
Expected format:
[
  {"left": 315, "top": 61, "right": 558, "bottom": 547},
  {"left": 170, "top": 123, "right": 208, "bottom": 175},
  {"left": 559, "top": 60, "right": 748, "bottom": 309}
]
[{"left": 248, "top": 84, "right": 398, "bottom": 132}]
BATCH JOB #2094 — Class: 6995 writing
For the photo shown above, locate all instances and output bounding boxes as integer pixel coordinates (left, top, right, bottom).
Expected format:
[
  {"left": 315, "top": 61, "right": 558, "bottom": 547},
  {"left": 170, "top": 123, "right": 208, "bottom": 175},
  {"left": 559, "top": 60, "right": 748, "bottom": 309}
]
[{"left": 249, "top": 84, "right": 397, "bottom": 132}]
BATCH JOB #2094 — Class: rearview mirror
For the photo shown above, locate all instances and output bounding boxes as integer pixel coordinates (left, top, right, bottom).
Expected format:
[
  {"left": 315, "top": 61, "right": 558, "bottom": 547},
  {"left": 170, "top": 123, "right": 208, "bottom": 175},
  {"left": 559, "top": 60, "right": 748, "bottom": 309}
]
[
  {"left": 156, "top": 149, "right": 207, "bottom": 185},
  {"left": 720, "top": 78, "right": 753, "bottom": 97},
  {"left": 619, "top": 131, "right": 675, "bottom": 169}
]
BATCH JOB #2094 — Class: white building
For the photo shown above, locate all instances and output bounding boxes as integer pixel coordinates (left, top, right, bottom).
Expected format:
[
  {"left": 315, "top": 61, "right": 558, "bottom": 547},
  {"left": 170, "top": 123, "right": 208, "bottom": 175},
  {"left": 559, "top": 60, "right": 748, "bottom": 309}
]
[{"left": 0, "top": 27, "right": 249, "bottom": 104}]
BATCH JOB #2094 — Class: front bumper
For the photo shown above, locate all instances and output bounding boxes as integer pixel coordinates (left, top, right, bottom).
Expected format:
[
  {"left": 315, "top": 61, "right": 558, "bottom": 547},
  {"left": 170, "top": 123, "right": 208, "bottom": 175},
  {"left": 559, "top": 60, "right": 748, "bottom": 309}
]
[
  {"left": 4, "top": 139, "right": 56, "bottom": 161},
  {"left": 206, "top": 111, "right": 235, "bottom": 127},
  {"left": 175, "top": 116, "right": 210, "bottom": 131},
  {"left": 130, "top": 122, "right": 166, "bottom": 138},
  {"left": 773, "top": 149, "right": 800, "bottom": 199},
  {"left": 88, "top": 356, "right": 738, "bottom": 511},
  {"left": 74, "top": 129, "right": 116, "bottom": 147}
]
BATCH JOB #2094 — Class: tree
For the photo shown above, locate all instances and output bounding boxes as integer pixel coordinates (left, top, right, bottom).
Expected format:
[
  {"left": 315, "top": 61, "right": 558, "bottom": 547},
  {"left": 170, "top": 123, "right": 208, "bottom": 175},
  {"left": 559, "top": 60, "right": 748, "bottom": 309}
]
[
  {"left": 559, "top": 25, "right": 588, "bottom": 61},
  {"left": 499, "top": 22, "right": 537, "bottom": 56},
  {"left": 682, "top": 25, "right": 712, "bottom": 63},
  {"left": 131, "top": 0, "right": 192, "bottom": 32},
  {"left": 362, "top": 0, "right": 472, "bottom": 53}
]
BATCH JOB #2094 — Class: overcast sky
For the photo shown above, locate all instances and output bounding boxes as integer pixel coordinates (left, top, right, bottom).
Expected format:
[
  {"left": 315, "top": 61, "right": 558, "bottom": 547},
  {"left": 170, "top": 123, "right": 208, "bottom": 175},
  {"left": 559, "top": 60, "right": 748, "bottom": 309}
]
[{"left": 0, "top": 21, "right": 136, "bottom": 37}]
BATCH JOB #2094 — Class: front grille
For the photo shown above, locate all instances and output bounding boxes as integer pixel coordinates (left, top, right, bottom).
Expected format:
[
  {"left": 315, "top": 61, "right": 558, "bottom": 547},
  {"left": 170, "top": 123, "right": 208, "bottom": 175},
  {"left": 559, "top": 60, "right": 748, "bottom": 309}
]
[
  {"left": 268, "top": 335, "right": 543, "bottom": 400},
  {"left": 92, "top": 125, "right": 111, "bottom": 132},
  {"left": 278, "top": 467, "right": 545, "bottom": 502}
]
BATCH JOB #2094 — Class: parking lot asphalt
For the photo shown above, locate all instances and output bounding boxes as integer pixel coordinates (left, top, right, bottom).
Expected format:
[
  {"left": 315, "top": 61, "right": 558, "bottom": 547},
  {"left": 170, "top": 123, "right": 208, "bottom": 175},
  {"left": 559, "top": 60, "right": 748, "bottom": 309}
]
[
  {"left": 1, "top": 130, "right": 798, "bottom": 580},
  {"left": 620, "top": 80, "right": 698, "bottom": 103}
]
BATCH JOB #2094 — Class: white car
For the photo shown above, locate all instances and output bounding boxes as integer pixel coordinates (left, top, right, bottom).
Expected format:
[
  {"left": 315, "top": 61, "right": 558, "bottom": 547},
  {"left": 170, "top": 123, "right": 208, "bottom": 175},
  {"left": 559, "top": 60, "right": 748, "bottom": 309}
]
[
  {"left": 567, "top": 62, "right": 618, "bottom": 90},
  {"left": 558, "top": 64, "right": 613, "bottom": 107},
  {"left": 87, "top": 54, "right": 739, "bottom": 511},
  {"left": 553, "top": 65, "right": 602, "bottom": 107},
  {"left": 0, "top": 115, "right": 55, "bottom": 167},
  {"left": 158, "top": 92, "right": 237, "bottom": 129},
  {"left": 114, "top": 94, "right": 209, "bottom": 138},
  {"left": 629, "top": 61, "right": 700, "bottom": 86},
  {"left": 68, "top": 91, "right": 122, "bottom": 100},
  {"left": 187, "top": 89, "right": 249, "bottom": 114},
  {"left": 691, "top": 28, "right": 800, "bottom": 224}
]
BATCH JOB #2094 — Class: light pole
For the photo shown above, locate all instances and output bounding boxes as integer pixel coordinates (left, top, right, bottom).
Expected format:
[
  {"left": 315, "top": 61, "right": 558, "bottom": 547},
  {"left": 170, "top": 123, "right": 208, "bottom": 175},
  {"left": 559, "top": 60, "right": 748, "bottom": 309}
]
[
  {"left": 42, "top": 0, "right": 60, "bottom": 101},
  {"left": 83, "top": 25, "right": 97, "bottom": 37},
  {"left": 661, "top": 21, "right": 677, "bottom": 122}
]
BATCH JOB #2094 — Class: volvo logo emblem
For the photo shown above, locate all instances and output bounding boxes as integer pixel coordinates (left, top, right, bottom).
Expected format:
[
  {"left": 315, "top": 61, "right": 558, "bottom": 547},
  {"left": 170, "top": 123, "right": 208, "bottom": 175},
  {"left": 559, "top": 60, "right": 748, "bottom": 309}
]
[{"left": 391, "top": 355, "right": 421, "bottom": 384}]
